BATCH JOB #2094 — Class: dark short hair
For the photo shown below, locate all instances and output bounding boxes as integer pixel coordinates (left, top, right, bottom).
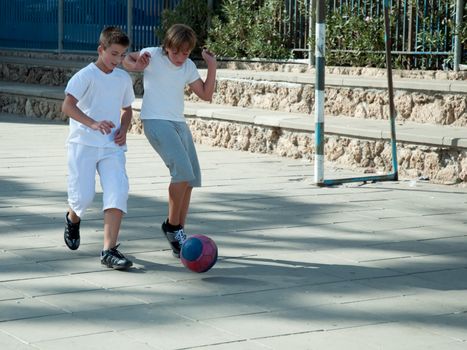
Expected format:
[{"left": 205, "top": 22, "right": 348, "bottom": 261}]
[
  {"left": 162, "top": 24, "right": 196, "bottom": 53},
  {"left": 99, "top": 26, "right": 130, "bottom": 48}
]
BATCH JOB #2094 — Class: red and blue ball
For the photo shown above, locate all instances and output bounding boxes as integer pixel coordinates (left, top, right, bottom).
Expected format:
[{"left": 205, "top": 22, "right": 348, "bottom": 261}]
[{"left": 180, "top": 234, "right": 218, "bottom": 273}]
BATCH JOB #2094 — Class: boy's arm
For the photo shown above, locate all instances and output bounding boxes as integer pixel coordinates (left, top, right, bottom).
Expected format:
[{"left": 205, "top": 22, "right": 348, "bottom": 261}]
[
  {"left": 114, "top": 106, "right": 133, "bottom": 146},
  {"left": 189, "top": 49, "right": 217, "bottom": 102},
  {"left": 62, "top": 94, "right": 114, "bottom": 134},
  {"left": 122, "top": 51, "right": 151, "bottom": 72}
]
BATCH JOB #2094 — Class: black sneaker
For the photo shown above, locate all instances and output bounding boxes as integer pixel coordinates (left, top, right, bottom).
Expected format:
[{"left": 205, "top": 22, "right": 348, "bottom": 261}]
[
  {"left": 64, "top": 212, "right": 80, "bottom": 250},
  {"left": 100, "top": 244, "right": 133, "bottom": 270},
  {"left": 161, "top": 219, "right": 187, "bottom": 258}
]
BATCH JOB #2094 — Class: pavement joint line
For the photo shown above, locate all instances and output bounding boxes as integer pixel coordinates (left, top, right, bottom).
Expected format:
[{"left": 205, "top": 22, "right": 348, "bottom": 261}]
[
  {"left": 31, "top": 330, "right": 116, "bottom": 345},
  {"left": 0, "top": 329, "right": 30, "bottom": 345},
  {"left": 421, "top": 211, "right": 467, "bottom": 216},
  {"left": 246, "top": 320, "right": 397, "bottom": 341},
  {"left": 0, "top": 310, "right": 70, "bottom": 324},
  {"left": 416, "top": 235, "right": 467, "bottom": 241}
]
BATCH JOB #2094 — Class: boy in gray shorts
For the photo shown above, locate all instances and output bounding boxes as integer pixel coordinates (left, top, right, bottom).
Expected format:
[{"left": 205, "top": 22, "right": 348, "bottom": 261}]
[{"left": 123, "top": 24, "right": 217, "bottom": 257}]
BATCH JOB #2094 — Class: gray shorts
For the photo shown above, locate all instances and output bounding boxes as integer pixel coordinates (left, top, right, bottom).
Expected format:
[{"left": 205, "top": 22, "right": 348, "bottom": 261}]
[{"left": 143, "top": 119, "right": 201, "bottom": 187}]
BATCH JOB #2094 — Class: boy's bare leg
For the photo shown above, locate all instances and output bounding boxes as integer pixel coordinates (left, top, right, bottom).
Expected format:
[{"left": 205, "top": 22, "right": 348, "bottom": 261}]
[
  {"left": 101, "top": 208, "right": 132, "bottom": 269},
  {"left": 179, "top": 186, "right": 192, "bottom": 227},
  {"left": 67, "top": 208, "right": 80, "bottom": 223},
  {"left": 168, "top": 181, "right": 189, "bottom": 226},
  {"left": 103, "top": 208, "right": 123, "bottom": 250}
]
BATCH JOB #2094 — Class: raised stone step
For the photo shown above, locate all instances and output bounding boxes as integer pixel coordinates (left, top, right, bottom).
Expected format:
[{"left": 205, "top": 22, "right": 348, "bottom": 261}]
[
  {"left": 1, "top": 80, "right": 465, "bottom": 184},
  {"left": 1, "top": 53, "right": 466, "bottom": 127}
]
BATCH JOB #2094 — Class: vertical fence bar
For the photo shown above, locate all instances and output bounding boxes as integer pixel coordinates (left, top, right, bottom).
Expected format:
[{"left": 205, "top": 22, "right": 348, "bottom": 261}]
[
  {"left": 314, "top": 0, "right": 325, "bottom": 186},
  {"left": 128, "top": 0, "right": 133, "bottom": 50},
  {"left": 58, "top": 0, "right": 64, "bottom": 53},
  {"left": 309, "top": 0, "right": 316, "bottom": 66},
  {"left": 207, "top": 0, "right": 214, "bottom": 27},
  {"left": 454, "top": 0, "right": 464, "bottom": 71}
]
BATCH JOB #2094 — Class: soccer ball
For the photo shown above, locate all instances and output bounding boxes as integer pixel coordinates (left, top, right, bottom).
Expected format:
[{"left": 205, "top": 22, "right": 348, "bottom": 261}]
[{"left": 180, "top": 234, "right": 218, "bottom": 273}]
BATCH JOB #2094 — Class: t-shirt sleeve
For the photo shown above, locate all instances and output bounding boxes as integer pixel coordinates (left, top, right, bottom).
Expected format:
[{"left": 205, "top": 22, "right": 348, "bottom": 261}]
[
  {"left": 64, "top": 68, "right": 90, "bottom": 100},
  {"left": 186, "top": 59, "right": 201, "bottom": 84},
  {"left": 140, "top": 47, "right": 157, "bottom": 73},
  {"left": 140, "top": 47, "right": 153, "bottom": 56},
  {"left": 122, "top": 74, "right": 135, "bottom": 108}
]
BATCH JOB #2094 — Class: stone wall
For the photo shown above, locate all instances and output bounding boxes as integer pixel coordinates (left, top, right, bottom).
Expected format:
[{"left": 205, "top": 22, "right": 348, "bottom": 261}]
[
  {"left": 187, "top": 117, "right": 467, "bottom": 185},
  {"left": 215, "top": 60, "right": 467, "bottom": 81},
  {"left": 0, "top": 94, "right": 64, "bottom": 120},
  {"left": 2, "top": 60, "right": 465, "bottom": 127},
  {"left": 1, "top": 93, "right": 465, "bottom": 184},
  {"left": 185, "top": 80, "right": 467, "bottom": 127}
]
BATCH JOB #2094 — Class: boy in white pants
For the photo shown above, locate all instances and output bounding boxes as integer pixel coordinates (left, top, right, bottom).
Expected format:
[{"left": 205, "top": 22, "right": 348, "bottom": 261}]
[{"left": 62, "top": 26, "right": 135, "bottom": 270}]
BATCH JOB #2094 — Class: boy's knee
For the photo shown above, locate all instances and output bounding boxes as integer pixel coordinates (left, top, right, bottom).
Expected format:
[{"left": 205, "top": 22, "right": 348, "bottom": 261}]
[
  {"left": 68, "top": 192, "right": 94, "bottom": 217},
  {"left": 103, "top": 189, "right": 128, "bottom": 213}
]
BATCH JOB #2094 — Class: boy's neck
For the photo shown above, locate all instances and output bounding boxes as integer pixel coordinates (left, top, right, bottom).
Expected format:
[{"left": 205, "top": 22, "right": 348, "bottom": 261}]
[{"left": 94, "top": 60, "right": 114, "bottom": 74}]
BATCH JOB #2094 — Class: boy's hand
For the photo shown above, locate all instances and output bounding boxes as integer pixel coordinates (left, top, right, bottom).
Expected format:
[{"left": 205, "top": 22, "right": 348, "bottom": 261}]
[
  {"left": 135, "top": 52, "right": 151, "bottom": 70},
  {"left": 114, "top": 127, "right": 127, "bottom": 146},
  {"left": 91, "top": 120, "right": 115, "bottom": 135},
  {"left": 201, "top": 48, "right": 216, "bottom": 66}
]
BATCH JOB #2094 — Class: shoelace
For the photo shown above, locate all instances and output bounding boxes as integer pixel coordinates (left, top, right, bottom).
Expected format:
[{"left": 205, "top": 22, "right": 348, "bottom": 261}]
[
  {"left": 67, "top": 222, "right": 80, "bottom": 239},
  {"left": 109, "top": 244, "right": 126, "bottom": 259},
  {"left": 174, "top": 229, "right": 187, "bottom": 245}
]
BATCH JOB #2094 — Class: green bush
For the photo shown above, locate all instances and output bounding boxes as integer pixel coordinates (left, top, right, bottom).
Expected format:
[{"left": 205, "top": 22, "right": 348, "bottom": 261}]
[
  {"left": 325, "top": 7, "right": 387, "bottom": 68},
  {"left": 206, "top": 0, "right": 291, "bottom": 59}
]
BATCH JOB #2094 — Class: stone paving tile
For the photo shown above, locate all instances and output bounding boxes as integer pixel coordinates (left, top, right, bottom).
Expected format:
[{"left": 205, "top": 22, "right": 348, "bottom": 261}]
[
  {"left": 33, "top": 332, "right": 160, "bottom": 350},
  {"left": 3, "top": 275, "right": 101, "bottom": 298},
  {"left": 343, "top": 292, "right": 467, "bottom": 324},
  {"left": 34, "top": 288, "right": 146, "bottom": 313},
  {"left": 201, "top": 303, "right": 388, "bottom": 340},
  {"left": 0, "top": 313, "right": 113, "bottom": 344},
  {"left": 192, "top": 340, "right": 271, "bottom": 350},
  {"left": 355, "top": 273, "right": 458, "bottom": 294},
  {"left": 414, "top": 312, "right": 467, "bottom": 342},
  {"left": 0, "top": 261, "right": 63, "bottom": 283},
  {"left": 121, "top": 321, "right": 244, "bottom": 350},
  {"left": 6, "top": 245, "right": 96, "bottom": 264},
  {"left": 0, "top": 297, "right": 66, "bottom": 322},
  {"left": 0, "top": 284, "right": 26, "bottom": 301},
  {"left": 0, "top": 331, "right": 35, "bottom": 350},
  {"left": 366, "top": 251, "right": 467, "bottom": 274},
  {"left": 412, "top": 267, "right": 467, "bottom": 290},
  {"left": 258, "top": 321, "right": 464, "bottom": 350}
]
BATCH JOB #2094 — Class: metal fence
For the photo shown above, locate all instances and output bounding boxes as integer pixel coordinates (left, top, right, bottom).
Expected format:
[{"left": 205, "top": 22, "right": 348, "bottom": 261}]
[
  {"left": 0, "top": 0, "right": 181, "bottom": 51},
  {"left": 279, "top": 0, "right": 464, "bottom": 69},
  {"left": 0, "top": 0, "right": 464, "bottom": 69}
]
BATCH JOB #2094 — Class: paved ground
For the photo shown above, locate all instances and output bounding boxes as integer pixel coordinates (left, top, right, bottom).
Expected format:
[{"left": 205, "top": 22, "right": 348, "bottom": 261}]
[{"left": 1, "top": 113, "right": 467, "bottom": 350}]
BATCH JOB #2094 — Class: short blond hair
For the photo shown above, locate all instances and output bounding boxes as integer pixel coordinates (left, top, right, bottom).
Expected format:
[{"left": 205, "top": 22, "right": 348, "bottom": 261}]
[
  {"left": 99, "top": 26, "right": 130, "bottom": 49},
  {"left": 162, "top": 24, "right": 197, "bottom": 53}
]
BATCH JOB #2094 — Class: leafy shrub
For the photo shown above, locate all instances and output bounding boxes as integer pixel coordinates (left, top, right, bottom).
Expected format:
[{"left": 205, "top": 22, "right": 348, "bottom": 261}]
[
  {"left": 325, "top": 6, "right": 387, "bottom": 68},
  {"left": 206, "top": 0, "right": 291, "bottom": 59}
]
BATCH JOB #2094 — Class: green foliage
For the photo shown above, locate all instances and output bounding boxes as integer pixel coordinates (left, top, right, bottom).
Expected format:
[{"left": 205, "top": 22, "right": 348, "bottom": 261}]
[
  {"left": 324, "top": 6, "right": 388, "bottom": 68},
  {"left": 156, "top": 0, "right": 212, "bottom": 55},
  {"left": 159, "top": 0, "right": 466, "bottom": 68},
  {"left": 206, "top": 0, "right": 256, "bottom": 58},
  {"left": 206, "top": 0, "right": 291, "bottom": 59}
]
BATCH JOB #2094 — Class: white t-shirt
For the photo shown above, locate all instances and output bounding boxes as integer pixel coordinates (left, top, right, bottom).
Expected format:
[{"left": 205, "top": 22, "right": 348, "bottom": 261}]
[
  {"left": 64, "top": 63, "right": 135, "bottom": 148},
  {"left": 140, "top": 47, "right": 200, "bottom": 122}
]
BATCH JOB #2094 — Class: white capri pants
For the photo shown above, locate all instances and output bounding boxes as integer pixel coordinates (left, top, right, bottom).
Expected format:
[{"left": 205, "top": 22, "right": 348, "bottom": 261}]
[{"left": 67, "top": 143, "right": 129, "bottom": 217}]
